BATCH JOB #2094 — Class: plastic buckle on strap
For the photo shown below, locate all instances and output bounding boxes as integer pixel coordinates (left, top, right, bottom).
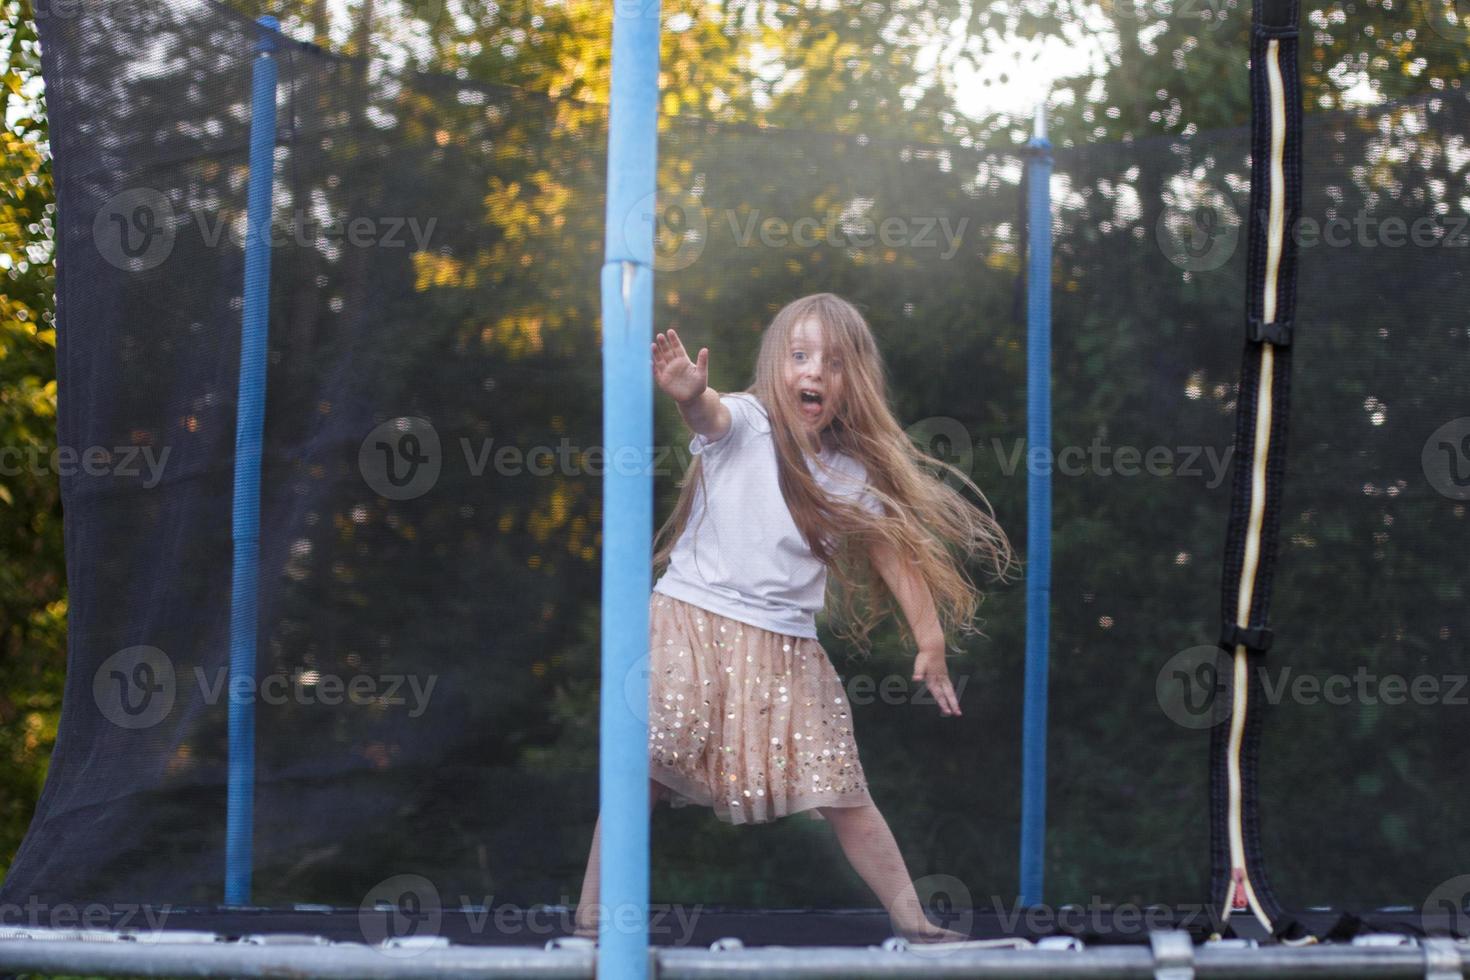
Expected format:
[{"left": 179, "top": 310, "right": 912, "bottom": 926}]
[
  {"left": 1251, "top": 21, "right": 1300, "bottom": 39},
  {"left": 1247, "top": 315, "right": 1293, "bottom": 347},
  {"left": 1150, "top": 930, "right": 1196, "bottom": 980},
  {"left": 1219, "top": 622, "right": 1274, "bottom": 654}
]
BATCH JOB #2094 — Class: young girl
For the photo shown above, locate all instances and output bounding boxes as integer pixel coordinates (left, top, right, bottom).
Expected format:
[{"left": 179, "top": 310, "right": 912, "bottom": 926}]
[{"left": 575, "top": 292, "right": 1012, "bottom": 943}]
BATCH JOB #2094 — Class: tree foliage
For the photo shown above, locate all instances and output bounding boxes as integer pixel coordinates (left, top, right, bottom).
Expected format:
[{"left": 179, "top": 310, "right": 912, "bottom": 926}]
[{"left": 0, "top": 0, "right": 62, "bottom": 883}]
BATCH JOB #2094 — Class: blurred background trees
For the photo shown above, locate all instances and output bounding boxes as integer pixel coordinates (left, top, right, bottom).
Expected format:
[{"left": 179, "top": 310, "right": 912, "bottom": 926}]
[{"left": 0, "top": 0, "right": 62, "bottom": 882}]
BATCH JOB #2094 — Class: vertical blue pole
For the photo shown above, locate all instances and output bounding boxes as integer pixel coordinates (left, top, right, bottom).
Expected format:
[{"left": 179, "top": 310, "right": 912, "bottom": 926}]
[
  {"left": 599, "top": 0, "right": 658, "bottom": 976},
  {"left": 1019, "top": 104, "right": 1053, "bottom": 909},
  {"left": 226, "top": 15, "right": 279, "bottom": 907}
]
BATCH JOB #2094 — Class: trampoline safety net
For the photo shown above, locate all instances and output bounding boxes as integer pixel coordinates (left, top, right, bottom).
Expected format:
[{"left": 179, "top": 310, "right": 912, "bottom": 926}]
[{"left": 6, "top": 0, "right": 1470, "bottom": 946}]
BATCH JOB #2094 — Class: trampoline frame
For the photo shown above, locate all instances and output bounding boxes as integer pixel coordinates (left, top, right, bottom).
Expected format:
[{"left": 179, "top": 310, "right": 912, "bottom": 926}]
[
  {"left": 6, "top": 0, "right": 1468, "bottom": 976},
  {"left": 0, "top": 925, "right": 1466, "bottom": 978}
]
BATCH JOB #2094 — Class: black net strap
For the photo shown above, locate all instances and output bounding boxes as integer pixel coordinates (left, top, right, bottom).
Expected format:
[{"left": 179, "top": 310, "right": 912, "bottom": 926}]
[{"left": 1209, "top": 0, "right": 1305, "bottom": 939}]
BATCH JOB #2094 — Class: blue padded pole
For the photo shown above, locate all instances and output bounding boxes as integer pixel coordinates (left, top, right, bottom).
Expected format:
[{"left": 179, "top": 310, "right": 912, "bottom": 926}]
[
  {"left": 1019, "top": 104, "right": 1053, "bottom": 909},
  {"left": 226, "top": 15, "right": 279, "bottom": 907},
  {"left": 599, "top": 0, "right": 658, "bottom": 975}
]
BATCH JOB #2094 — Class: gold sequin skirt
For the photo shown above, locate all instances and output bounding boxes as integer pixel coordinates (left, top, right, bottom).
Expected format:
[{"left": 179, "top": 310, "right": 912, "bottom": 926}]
[{"left": 647, "top": 592, "right": 873, "bottom": 825}]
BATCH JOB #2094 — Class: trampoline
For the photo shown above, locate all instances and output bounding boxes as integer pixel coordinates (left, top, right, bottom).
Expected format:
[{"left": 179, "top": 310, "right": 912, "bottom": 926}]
[{"left": 2, "top": 0, "right": 1469, "bottom": 976}]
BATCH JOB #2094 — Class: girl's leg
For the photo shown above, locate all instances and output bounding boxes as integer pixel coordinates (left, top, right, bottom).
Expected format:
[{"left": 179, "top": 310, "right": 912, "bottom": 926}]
[
  {"left": 573, "top": 779, "right": 663, "bottom": 938},
  {"left": 816, "top": 802, "right": 969, "bottom": 942}
]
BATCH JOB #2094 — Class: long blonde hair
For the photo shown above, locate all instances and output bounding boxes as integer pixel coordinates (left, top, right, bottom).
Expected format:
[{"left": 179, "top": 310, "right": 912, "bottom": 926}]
[{"left": 652, "top": 293, "right": 1013, "bottom": 655}]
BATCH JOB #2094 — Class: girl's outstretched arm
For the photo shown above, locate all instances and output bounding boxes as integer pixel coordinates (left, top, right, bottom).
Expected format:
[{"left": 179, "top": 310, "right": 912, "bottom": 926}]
[
  {"left": 652, "top": 328, "right": 729, "bottom": 443},
  {"left": 868, "top": 539, "right": 962, "bottom": 717}
]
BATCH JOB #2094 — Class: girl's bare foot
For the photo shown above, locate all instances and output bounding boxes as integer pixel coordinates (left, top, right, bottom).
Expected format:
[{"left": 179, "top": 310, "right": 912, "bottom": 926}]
[{"left": 892, "top": 915, "right": 969, "bottom": 943}]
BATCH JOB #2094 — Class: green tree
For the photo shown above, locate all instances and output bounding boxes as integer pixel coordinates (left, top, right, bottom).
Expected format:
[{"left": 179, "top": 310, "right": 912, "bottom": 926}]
[{"left": 0, "top": 0, "right": 62, "bottom": 881}]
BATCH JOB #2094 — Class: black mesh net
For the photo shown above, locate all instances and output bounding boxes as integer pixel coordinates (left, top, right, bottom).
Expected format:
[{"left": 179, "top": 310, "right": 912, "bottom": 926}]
[{"left": 7, "top": 0, "right": 1469, "bottom": 936}]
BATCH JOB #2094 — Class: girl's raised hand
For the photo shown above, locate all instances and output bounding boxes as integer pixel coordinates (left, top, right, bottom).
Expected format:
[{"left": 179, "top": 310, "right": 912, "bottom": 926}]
[
  {"left": 913, "top": 649, "right": 963, "bottom": 717},
  {"left": 651, "top": 328, "right": 709, "bottom": 405}
]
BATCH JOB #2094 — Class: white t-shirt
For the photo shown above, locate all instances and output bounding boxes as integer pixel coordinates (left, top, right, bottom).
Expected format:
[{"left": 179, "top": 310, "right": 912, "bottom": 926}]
[{"left": 653, "top": 392, "right": 883, "bottom": 639}]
